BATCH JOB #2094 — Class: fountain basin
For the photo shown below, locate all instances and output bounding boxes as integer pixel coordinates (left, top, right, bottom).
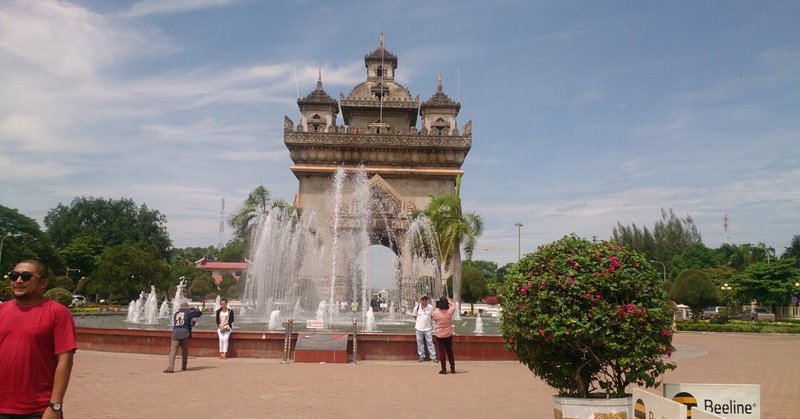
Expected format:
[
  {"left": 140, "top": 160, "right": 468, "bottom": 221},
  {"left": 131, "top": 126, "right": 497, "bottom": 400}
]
[{"left": 75, "top": 326, "right": 517, "bottom": 361}]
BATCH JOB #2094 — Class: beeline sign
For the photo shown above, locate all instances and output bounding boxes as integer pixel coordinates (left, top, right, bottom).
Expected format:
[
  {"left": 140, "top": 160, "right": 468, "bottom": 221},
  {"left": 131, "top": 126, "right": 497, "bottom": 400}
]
[
  {"left": 664, "top": 383, "right": 760, "bottom": 419},
  {"left": 704, "top": 399, "right": 755, "bottom": 415}
]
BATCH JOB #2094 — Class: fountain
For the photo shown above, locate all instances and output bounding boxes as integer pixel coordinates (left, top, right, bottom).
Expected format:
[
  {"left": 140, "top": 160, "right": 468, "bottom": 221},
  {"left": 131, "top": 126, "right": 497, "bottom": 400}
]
[
  {"left": 268, "top": 310, "right": 282, "bottom": 330},
  {"left": 126, "top": 291, "right": 146, "bottom": 324},
  {"left": 125, "top": 286, "right": 164, "bottom": 325},
  {"left": 213, "top": 295, "right": 221, "bottom": 312},
  {"left": 473, "top": 312, "right": 484, "bottom": 334},
  {"left": 241, "top": 165, "right": 443, "bottom": 329},
  {"left": 158, "top": 299, "right": 170, "bottom": 318},
  {"left": 365, "top": 307, "right": 376, "bottom": 332},
  {"left": 71, "top": 172, "right": 506, "bottom": 358},
  {"left": 143, "top": 286, "right": 159, "bottom": 324},
  {"left": 172, "top": 277, "right": 186, "bottom": 316},
  {"left": 126, "top": 300, "right": 138, "bottom": 323}
]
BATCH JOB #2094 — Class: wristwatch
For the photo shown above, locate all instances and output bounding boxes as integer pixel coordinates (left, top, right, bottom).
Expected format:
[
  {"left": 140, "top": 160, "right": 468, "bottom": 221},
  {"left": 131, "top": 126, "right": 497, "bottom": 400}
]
[{"left": 48, "top": 402, "right": 62, "bottom": 411}]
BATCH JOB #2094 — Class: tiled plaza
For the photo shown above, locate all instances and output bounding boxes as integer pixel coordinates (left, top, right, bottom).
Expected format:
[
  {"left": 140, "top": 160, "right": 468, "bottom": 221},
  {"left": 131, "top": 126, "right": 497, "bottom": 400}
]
[{"left": 66, "top": 332, "right": 799, "bottom": 418}]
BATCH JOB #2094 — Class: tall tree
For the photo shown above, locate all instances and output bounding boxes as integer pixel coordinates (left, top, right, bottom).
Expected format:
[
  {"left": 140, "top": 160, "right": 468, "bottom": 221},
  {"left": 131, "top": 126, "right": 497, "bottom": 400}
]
[
  {"left": 422, "top": 175, "right": 483, "bottom": 303},
  {"left": 781, "top": 235, "right": 800, "bottom": 267},
  {"left": 218, "top": 240, "right": 246, "bottom": 262},
  {"left": 187, "top": 274, "right": 217, "bottom": 308},
  {"left": 92, "top": 242, "right": 170, "bottom": 302},
  {"left": 716, "top": 243, "right": 773, "bottom": 272},
  {"left": 670, "top": 243, "right": 719, "bottom": 277},
  {"left": 463, "top": 259, "right": 499, "bottom": 295},
  {"left": 0, "top": 205, "right": 60, "bottom": 274},
  {"left": 44, "top": 197, "right": 172, "bottom": 259},
  {"left": 735, "top": 259, "right": 800, "bottom": 309},
  {"left": 57, "top": 235, "right": 105, "bottom": 280},
  {"left": 613, "top": 208, "right": 701, "bottom": 278},
  {"left": 461, "top": 266, "right": 489, "bottom": 314},
  {"left": 671, "top": 269, "right": 719, "bottom": 319},
  {"left": 218, "top": 273, "right": 239, "bottom": 300}
]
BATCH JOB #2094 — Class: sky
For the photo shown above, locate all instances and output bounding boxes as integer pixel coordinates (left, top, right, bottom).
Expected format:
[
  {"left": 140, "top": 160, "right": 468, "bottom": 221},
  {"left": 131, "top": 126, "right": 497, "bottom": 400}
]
[{"left": 1, "top": 0, "right": 798, "bottom": 267}]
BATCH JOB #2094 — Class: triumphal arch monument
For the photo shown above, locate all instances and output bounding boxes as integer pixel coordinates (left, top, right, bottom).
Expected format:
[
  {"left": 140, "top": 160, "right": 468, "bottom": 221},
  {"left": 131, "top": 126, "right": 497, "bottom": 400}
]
[{"left": 283, "top": 35, "right": 472, "bottom": 306}]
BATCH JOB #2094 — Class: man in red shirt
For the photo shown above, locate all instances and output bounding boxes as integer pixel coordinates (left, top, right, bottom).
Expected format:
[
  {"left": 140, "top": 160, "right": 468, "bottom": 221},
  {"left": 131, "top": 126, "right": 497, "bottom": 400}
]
[{"left": 0, "top": 259, "right": 77, "bottom": 418}]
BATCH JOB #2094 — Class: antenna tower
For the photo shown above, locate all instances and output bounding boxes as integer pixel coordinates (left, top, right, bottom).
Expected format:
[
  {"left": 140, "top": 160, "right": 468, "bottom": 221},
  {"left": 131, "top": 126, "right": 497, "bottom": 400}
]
[
  {"left": 723, "top": 213, "right": 730, "bottom": 244},
  {"left": 218, "top": 198, "right": 225, "bottom": 251}
]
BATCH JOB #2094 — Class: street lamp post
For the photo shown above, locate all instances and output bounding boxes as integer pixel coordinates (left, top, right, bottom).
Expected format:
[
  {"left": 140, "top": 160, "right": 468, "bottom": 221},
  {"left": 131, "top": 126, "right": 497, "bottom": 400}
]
[
  {"left": 721, "top": 283, "right": 734, "bottom": 320},
  {"left": 66, "top": 267, "right": 81, "bottom": 277},
  {"left": 0, "top": 232, "right": 13, "bottom": 271},
  {"left": 514, "top": 223, "right": 523, "bottom": 261},
  {"left": 649, "top": 260, "right": 666, "bottom": 284}
]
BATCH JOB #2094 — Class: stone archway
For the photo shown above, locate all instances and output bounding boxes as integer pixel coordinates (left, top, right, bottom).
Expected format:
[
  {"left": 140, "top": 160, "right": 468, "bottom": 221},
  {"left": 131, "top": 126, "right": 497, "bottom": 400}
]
[{"left": 283, "top": 36, "right": 471, "bottom": 312}]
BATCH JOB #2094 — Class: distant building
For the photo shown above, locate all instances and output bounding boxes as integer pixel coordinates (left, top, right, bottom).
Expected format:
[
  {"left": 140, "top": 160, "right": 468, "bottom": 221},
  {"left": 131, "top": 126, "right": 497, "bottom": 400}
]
[{"left": 194, "top": 257, "right": 247, "bottom": 285}]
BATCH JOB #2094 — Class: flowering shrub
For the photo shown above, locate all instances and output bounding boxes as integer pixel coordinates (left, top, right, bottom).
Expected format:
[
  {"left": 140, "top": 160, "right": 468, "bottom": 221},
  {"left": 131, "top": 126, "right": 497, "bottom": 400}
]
[
  {"left": 500, "top": 235, "right": 675, "bottom": 398},
  {"left": 484, "top": 296, "right": 500, "bottom": 305}
]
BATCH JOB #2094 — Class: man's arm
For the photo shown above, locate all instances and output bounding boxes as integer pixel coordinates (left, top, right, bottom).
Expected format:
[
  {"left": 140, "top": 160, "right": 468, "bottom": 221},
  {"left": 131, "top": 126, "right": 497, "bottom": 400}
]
[
  {"left": 191, "top": 307, "right": 203, "bottom": 318},
  {"left": 44, "top": 350, "right": 75, "bottom": 418}
]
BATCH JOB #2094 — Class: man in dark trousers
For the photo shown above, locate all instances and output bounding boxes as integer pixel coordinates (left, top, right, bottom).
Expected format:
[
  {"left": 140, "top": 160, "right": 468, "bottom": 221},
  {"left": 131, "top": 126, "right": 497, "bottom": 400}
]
[{"left": 163, "top": 302, "right": 202, "bottom": 373}]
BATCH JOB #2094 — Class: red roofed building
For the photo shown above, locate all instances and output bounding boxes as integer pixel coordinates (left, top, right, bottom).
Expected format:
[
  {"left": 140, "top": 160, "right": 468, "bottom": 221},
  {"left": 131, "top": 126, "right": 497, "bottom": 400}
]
[{"left": 195, "top": 257, "right": 248, "bottom": 285}]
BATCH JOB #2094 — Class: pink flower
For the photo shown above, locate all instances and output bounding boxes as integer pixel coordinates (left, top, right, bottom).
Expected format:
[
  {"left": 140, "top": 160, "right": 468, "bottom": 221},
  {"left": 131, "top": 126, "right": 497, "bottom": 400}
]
[
  {"left": 625, "top": 304, "right": 635, "bottom": 313},
  {"left": 538, "top": 329, "right": 546, "bottom": 336},
  {"left": 561, "top": 284, "right": 567, "bottom": 289},
  {"left": 662, "top": 329, "right": 672, "bottom": 336},
  {"left": 520, "top": 287, "right": 527, "bottom": 296},
  {"left": 581, "top": 293, "right": 590, "bottom": 299}
]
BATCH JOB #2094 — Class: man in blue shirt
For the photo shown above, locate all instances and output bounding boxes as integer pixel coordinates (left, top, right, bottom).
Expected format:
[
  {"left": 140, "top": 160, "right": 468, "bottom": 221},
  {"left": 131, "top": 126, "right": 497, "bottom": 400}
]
[{"left": 163, "top": 302, "right": 202, "bottom": 373}]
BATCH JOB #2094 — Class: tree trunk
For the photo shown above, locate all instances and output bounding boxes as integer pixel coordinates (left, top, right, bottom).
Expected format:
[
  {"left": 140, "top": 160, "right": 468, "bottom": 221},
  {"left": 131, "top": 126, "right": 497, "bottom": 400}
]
[{"left": 452, "top": 243, "right": 462, "bottom": 303}]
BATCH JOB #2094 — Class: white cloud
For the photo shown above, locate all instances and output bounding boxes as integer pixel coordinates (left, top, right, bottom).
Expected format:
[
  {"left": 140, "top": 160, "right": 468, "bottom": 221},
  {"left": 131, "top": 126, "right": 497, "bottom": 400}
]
[{"left": 118, "top": 0, "right": 238, "bottom": 18}]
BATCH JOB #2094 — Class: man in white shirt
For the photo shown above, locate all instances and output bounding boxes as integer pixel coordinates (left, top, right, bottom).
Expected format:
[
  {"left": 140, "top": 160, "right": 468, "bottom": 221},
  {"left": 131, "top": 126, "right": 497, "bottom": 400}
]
[{"left": 412, "top": 295, "right": 437, "bottom": 362}]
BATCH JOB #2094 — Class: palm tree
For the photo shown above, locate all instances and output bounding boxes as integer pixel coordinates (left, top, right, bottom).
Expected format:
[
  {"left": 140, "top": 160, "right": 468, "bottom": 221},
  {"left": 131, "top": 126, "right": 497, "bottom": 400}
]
[
  {"left": 230, "top": 184, "right": 272, "bottom": 239},
  {"left": 423, "top": 175, "right": 483, "bottom": 303}
]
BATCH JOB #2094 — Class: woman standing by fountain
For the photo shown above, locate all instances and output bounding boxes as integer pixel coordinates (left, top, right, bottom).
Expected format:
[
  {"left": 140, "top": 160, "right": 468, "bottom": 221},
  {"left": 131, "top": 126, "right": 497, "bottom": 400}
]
[
  {"left": 431, "top": 297, "right": 457, "bottom": 375},
  {"left": 215, "top": 299, "right": 235, "bottom": 360}
]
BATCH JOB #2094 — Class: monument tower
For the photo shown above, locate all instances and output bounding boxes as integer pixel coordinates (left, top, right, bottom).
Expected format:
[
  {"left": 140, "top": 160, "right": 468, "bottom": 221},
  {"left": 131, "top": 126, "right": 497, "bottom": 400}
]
[{"left": 283, "top": 34, "right": 472, "bottom": 306}]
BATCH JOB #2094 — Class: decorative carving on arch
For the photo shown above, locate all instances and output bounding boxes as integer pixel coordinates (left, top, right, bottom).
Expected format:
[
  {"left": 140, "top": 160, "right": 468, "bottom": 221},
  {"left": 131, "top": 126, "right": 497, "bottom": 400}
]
[{"left": 367, "top": 175, "right": 416, "bottom": 218}]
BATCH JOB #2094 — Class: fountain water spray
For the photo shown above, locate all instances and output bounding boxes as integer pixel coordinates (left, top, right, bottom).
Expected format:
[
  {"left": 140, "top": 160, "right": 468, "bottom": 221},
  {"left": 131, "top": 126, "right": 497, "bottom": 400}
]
[
  {"left": 143, "top": 286, "right": 159, "bottom": 324},
  {"left": 240, "top": 164, "right": 444, "bottom": 328},
  {"left": 473, "top": 312, "right": 484, "bottom": 334},
  {"left": 365, "top": 307, "right": 376, "bottom": 332}
]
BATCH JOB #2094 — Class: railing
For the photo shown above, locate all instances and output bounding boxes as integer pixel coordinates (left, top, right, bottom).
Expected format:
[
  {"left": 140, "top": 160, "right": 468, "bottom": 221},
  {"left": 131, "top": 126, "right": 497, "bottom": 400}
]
[{"left": 777, "top": 305, "right": 800, "bottom": 320}]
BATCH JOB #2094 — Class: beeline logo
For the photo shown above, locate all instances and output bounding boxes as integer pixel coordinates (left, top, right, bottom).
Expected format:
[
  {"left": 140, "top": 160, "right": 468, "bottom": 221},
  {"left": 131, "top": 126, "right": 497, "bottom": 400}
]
[{"left": 704, "top": 399, "right": 756, "bottom": 415}]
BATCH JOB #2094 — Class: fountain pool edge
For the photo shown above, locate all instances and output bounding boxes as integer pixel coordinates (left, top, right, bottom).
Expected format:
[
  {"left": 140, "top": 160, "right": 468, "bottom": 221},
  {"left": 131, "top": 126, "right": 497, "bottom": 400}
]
[{"left": 76, "top": 326, "right": 518, "bottom": 361}]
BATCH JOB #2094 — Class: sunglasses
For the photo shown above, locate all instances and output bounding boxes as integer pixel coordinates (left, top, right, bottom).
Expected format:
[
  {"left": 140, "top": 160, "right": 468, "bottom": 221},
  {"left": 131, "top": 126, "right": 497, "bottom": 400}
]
[{"left": 6, "top": 271, "right": 46, "bottom": 282}]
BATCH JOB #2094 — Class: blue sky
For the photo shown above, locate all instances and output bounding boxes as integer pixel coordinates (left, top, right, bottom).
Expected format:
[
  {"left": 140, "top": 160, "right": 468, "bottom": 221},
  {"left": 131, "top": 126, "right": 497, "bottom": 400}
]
[{"left": 1, "top": 0, "right": 798, "bottom": 266}]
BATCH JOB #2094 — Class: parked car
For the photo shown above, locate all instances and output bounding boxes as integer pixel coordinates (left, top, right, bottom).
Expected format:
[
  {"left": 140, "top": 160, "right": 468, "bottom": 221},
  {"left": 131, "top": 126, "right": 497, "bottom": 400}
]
[
  {"left": 71, "top": 294, "right": 86, "bottom": 307},
  {"left": 738, "top": 307, "right": 775, "bottom": 322},
  {"left": 702, "top": 306, "right": 727, "bottom": 320}
]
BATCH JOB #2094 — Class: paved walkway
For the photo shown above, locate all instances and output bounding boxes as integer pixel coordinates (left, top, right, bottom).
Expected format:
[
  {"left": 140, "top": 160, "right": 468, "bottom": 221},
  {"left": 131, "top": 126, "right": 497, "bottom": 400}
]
[{"left": 65, "top": 332, "right": 799, "bottom": 418}]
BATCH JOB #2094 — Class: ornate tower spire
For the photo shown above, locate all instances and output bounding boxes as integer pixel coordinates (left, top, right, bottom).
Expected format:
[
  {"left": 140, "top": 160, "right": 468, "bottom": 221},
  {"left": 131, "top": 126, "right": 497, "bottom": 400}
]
[{"left": 296, "top": 65, "right": 339, "bottom": 133}]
